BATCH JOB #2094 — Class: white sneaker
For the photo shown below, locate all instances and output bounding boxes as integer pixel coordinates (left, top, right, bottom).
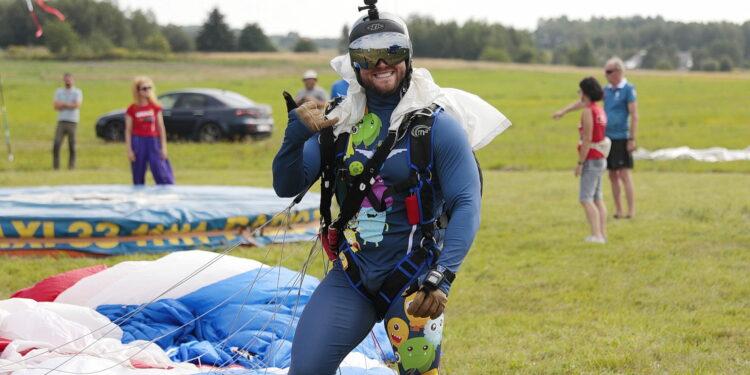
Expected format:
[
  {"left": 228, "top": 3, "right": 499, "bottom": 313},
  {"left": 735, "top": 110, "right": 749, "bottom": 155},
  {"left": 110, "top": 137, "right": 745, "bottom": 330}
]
[{"left": 584, "top": 236, "right": 606, "bottom": 244}]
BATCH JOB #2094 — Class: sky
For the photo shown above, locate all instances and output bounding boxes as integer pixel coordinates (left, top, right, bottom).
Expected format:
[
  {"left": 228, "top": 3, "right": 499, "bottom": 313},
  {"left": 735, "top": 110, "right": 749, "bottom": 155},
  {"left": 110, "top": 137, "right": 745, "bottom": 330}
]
[{"left": 116, "top": 0, "right": 749, "bottom": 38}]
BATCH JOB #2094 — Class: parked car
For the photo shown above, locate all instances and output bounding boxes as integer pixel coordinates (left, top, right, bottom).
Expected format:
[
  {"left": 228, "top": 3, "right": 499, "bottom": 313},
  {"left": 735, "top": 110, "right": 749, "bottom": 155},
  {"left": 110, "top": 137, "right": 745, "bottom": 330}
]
[{"left": 95, "top": 89, "right": 273, "bottom": 142}]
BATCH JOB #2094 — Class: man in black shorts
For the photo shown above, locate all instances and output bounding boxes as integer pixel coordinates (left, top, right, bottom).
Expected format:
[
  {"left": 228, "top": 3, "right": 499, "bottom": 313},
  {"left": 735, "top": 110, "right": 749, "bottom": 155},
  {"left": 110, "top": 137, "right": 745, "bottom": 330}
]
[{"left": 601, "top": 57, "right": 638, "bottom": 219}]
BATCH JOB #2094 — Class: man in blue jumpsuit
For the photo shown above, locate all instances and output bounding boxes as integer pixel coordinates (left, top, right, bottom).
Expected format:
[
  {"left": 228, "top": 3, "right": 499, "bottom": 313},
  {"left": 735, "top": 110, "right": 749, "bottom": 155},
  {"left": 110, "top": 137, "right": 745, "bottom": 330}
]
[{"left": 272, "top": 6, "right": 481, "bottom": 375}]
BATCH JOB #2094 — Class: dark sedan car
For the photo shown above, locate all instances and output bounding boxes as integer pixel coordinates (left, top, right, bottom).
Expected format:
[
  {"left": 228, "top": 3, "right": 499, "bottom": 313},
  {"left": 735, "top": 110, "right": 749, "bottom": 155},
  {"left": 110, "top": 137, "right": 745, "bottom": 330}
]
[{"left": 95, "top": 89, "right": 273, "bottom": 142}]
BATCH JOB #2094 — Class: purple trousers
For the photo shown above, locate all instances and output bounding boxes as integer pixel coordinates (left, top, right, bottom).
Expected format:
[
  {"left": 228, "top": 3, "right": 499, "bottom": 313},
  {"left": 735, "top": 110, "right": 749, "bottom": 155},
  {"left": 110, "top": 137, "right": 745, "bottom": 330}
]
[{"left": 131, "top": 135, "right": 175, "bottom": 185}]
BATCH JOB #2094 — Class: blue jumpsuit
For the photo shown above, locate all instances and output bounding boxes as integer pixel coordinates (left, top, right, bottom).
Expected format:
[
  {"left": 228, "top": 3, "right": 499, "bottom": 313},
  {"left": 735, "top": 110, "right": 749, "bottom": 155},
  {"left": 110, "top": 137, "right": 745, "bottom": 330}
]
[{"left": 272, "top": 90, "right": 481, "bottom": 375}]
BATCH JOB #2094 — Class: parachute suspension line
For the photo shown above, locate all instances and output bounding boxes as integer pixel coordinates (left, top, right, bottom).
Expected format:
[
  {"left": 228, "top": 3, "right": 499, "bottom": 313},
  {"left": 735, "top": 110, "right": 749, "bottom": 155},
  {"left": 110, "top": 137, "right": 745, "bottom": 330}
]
[
  {"left": 185, "top": 214, "right": 322, "bottom": 370},
  {"left": 214, "top": 205, "right": 295, "bottom": 354},
  {"left": 370, "top": 330, "right": 388, "bottom": 364},
  {"left": 33, "top": 242, "right": 250, "bottom": 374},
  {"left": 206, "top": 227, "right": 321, "bottom": 371},
  {"left": 254, "top": 233, "right": 321, "bottom": 371},
  {"left": 212, "top": 207, "right": 300, "bottom": 369},
  {"left": 32, "top": 240, "right": 311, "bottom": 375},
  {"left": 18, "top": 205, "right": 302, "bottom": 375},
  {"left": 35, "top": 244, "right": 263, "bottom": 375},
  {"left": 212, "top": 225, "right": 321, "bottom": 370}
]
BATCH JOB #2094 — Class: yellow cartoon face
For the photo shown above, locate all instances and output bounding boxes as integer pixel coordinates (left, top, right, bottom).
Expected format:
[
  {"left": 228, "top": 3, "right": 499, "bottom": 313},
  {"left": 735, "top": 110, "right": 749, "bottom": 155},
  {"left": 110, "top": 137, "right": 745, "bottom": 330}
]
[
  {"left": 343, "top": 229, "right": 359, "bottom": 252},
  {"left": 387, "top": 317, "right": 409, "bottom": 348},
  {"left": 339, "top": 252, "right": 348, "bottom": 270},
  {"left": 404, "top": 293, "right": 429, "bottom": 330}
]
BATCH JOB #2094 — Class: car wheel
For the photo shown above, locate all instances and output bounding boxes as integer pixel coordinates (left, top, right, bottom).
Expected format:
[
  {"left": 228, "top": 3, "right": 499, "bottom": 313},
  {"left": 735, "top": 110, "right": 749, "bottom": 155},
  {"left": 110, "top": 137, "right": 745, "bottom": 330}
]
[
  {"left": 196, "top": 122, "right": 223, "bottom": 143},
  {"left": 105, "top": 120, "right": 124, "bottom": 142}
]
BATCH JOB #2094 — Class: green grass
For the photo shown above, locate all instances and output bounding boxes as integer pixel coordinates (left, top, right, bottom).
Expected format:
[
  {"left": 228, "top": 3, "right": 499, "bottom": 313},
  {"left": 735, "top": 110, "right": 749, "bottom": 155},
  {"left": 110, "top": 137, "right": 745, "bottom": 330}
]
[{"left": 1, "top": 55, "right": 749, "bottom": 374}]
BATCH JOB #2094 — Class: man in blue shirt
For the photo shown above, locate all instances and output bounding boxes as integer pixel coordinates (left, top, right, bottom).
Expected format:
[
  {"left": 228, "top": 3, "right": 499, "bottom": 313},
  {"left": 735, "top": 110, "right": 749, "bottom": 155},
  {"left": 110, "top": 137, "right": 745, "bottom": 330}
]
[
  {"left": 273, "top": 7, "right": 481, "bottom": 375},
  {"left": 53, "top": 73, "right": 83, "bottom": 170},
  {"left": 553, "top": 57, "right": 640, "bottom": 219}
]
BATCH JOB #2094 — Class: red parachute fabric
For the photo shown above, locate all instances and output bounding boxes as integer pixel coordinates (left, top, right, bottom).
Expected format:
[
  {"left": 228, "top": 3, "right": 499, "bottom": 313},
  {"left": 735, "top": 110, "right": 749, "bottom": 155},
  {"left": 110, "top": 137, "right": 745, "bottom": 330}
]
[{"left": 11, "top": 264, "right": 107, "bottom": 302}]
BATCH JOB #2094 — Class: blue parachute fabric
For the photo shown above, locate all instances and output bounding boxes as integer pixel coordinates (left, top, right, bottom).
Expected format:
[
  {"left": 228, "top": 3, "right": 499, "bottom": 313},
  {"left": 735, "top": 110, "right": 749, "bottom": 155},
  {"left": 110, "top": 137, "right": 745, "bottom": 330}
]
[{"left": 97, "top": 265, "right": 396, "bottom": 370}]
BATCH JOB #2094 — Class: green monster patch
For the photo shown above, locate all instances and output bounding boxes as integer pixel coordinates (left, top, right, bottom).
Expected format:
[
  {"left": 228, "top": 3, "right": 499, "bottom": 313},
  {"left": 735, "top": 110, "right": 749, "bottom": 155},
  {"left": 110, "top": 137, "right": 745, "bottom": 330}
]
[
  {"left": 345, "top": 113, "right": 382, "bottom": 159},
  {"left": 349, "top": 161, "right": 364, "bottom": 176},
  {"left": 398, "top": 337, "right": 435, "bottom": 373}
]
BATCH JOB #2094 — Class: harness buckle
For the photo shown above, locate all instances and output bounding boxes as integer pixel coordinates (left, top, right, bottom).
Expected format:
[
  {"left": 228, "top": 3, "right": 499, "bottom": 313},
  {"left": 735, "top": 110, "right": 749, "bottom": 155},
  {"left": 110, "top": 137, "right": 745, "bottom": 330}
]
[{"left": 419, "top": 235, "right": 435, "bottom": 250}]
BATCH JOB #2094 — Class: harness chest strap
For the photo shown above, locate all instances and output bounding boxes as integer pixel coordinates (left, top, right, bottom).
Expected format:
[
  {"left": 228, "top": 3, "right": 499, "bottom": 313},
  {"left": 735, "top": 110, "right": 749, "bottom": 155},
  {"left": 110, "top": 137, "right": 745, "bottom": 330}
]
[{"left": 318, "top": 104, "right": 447, "bottom": 319}]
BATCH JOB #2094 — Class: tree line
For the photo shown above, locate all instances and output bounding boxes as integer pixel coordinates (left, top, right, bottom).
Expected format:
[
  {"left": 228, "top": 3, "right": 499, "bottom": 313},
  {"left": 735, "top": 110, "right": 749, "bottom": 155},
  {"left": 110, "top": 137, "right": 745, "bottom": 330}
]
[
  {"left": 536, "top": 16, "right": 750, "bottom": 71},
  {"left": 0, "top": 0, "right": 278, "bottom": 57},
  {"left": 1, "top": 0, "right": 748, "bottom": 71}
]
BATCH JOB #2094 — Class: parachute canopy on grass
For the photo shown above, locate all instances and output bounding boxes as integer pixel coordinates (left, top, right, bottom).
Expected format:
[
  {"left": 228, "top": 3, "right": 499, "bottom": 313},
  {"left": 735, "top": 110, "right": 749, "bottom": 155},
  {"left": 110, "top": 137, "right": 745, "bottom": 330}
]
[
  {"left": 0, "top": 185, "right": 320, "bottom": 256},
  {"left": 1, "top": 250, "right": 396, "bottom": 374}
]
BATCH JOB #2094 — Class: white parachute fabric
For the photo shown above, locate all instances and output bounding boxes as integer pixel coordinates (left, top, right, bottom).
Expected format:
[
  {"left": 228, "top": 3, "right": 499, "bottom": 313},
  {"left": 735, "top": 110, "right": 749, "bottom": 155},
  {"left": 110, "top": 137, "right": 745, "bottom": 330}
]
[
  {"left": 0, "top": 299, "right": 196, "bottom": 374},
  {"left": 56, "top": 250, "right": 265, "bottom": 308},
  {"left": 633, "top": 146, "right": 750, "bottom": 162},
  {"left": 329, "top": 54, "right": 511, "bottom": 150}
]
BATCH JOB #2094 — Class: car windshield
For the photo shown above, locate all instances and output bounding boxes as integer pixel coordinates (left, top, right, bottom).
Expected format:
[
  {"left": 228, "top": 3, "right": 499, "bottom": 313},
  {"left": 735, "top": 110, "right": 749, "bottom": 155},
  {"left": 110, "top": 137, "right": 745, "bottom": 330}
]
[{"left": 218, "top": 91, "right": 256, "bottom": 107}]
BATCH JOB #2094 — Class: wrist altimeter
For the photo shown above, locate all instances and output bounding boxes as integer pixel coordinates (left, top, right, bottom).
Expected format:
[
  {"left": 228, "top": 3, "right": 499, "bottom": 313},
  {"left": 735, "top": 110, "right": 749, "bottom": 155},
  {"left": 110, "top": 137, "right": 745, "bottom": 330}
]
[{"left": 422, "top": 265, "right": 456, "bottom": 292}]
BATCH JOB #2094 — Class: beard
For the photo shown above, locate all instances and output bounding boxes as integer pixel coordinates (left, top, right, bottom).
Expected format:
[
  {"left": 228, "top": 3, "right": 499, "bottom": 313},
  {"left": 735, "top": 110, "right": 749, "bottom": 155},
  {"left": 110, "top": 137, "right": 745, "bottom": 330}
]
[
  {"left": 365, "top": 82, "right": 400, "bottom": 97},
  {"left": 358, "top": 64, "right": 408, "bottom": 97}
]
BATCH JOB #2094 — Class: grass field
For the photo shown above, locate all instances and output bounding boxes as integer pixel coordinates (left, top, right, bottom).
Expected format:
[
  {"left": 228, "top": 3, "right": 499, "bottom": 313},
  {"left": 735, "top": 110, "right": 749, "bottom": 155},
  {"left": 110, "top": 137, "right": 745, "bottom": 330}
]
[{"left": 1, "top": 53, "right": 749, "bottom": 374}]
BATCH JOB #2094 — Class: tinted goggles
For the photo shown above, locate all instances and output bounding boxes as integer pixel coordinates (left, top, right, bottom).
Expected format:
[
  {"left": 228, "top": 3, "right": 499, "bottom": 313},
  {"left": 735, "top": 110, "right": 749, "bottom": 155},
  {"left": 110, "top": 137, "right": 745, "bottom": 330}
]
[{"left": 349, "top": 32, "right": 411, "bottom": 69}]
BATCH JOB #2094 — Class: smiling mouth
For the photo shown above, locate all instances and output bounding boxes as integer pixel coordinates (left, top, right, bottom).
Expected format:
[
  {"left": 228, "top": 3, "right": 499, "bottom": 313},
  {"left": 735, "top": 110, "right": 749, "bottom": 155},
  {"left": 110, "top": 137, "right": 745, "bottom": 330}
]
[
  {"left": 374, "top": 71, "right": 394, "bottom": 78},
  {"left": 390, "top": 334, "right": 402, "bottom": 344}
]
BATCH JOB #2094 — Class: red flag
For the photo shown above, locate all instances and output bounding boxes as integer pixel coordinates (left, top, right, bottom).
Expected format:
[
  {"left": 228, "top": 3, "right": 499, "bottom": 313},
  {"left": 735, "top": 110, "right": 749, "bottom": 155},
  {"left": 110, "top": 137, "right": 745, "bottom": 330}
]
[
  {"left": 25, "top": 0, "right": 43, "bottom": 38},
  {"left": 35, "top": 0, "right": 65, "bottom": 21},
  {"left": 26, "top": 0, "right": 67, "bottom": 38}
]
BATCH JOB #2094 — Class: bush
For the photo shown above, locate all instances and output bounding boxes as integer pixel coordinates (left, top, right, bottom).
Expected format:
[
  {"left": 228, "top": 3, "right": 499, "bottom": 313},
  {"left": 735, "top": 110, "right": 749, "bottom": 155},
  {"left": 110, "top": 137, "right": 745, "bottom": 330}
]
[
  {"left": 143, "top": 33, "right": 171, "bottom": 53},
  {"left": 514, "top": 45, "right": 538, "bottom": 64},
  {"left": 700, "top": 59, "right": 720, "bottom": 71},
  {"left": 479, "top": 47, "right": 511, "bottom": 62},
  {"left": 655, "top": 59, "right": 674, "bottom": 70},
  {"left": 5, "top": 46, "right": 51, "bottom": 59},
  {"left": 719, "top": 57, "right": 733, "bottom": 72},
  {"left": 162, "top": 25, "right": 195, "bottom": 52},
  {"left": 566, "top": 41, "right": 596, "bottom": 67},
  {"left": 43, "top": 21, "right": 79, "bottom": 56},
  {"left": 293, "top": 38, "right": 317, "bottom": 53},
  {"left": 86, "top": 34, "right": 115, "bottom": 54}
]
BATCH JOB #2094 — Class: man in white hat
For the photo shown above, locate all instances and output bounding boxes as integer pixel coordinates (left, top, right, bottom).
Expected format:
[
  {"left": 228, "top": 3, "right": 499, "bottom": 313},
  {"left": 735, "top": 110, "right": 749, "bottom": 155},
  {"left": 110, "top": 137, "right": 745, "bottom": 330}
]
[{"left": 295, "top": 69, "right": 329, "bottom": 109}]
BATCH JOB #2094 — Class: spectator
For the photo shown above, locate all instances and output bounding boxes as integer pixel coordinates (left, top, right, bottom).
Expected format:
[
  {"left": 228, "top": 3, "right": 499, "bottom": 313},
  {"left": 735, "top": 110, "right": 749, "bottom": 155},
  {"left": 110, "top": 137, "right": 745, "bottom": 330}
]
[
  {"left": 124, "top": 76, "right": 174, "bottom": 185},
  {"left": 295, "top": 70, "right": 328, "bottom": 109},
  {"left": 552, "top": 57, "right": 639, "bottom": 219},
  {"left": 574, "top": 77, "right": 609, "bottom": 243},
  {"left": 52, "top": 73, "right": 82, "bottom": 170}
]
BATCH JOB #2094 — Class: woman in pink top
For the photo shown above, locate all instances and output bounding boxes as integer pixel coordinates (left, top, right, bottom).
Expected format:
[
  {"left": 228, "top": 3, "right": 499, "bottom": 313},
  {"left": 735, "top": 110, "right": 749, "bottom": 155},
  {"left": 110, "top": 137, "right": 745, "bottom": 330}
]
[
  {"left": 124, "top": 76, "right": 174, "bottom": 185},
  {"left": 575, "top": 77, "right": 608, "bottom": 243}
]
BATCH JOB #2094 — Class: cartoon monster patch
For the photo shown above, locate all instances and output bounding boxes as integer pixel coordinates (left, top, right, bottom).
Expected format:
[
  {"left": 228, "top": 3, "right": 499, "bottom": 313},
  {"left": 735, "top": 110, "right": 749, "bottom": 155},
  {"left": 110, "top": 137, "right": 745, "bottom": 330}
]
[
  {"left": 349, "top": 207, "right": 389, "bottom": 246},
  {"left": 424, "top": 314, "right": 444, "bottom": 346},
  {"left": 351, "top": 113, "right": 381, "bottom": 148},
  {"left": 387, "top": 317, "right": 409, "bottom": 348},
  {"left": 398, "top": 337, "right": 436, "bottom": 374}
]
